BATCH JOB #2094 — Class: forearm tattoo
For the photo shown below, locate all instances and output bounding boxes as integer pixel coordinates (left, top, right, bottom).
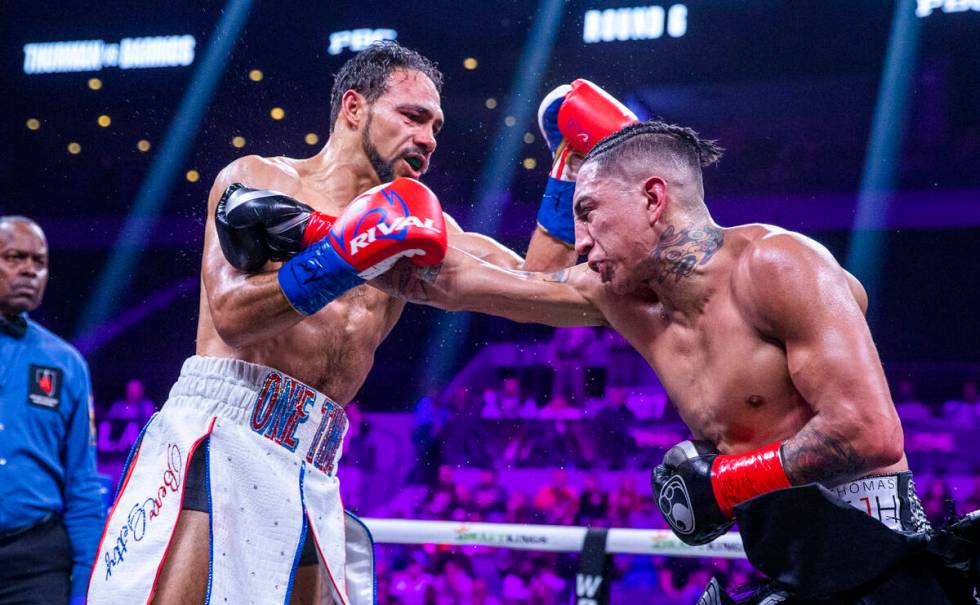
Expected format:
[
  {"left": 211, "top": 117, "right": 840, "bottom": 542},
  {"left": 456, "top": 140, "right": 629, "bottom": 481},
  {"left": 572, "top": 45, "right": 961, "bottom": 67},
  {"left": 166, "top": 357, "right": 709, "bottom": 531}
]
[
  {"left": 509, "top": 269, "right": 571, "bottom": 283},
  {"left": 373, "top": 260, "right": 442, "bottom": 302},
  {"left": 652, "top": 224, "right": 724, "bottom": 283},
  {"left": 375, "top": 262, "right": 570, "bottom": 306},
  {"left": 780, "top": 427, "right": 867, "bottom": 486}
]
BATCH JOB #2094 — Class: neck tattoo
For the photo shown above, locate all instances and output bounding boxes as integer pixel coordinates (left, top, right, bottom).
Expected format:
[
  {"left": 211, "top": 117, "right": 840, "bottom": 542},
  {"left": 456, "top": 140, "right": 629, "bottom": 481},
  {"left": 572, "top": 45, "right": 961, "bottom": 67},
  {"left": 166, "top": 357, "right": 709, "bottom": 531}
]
[{"left": 652, "top": 224, "right": 724, "bottom": 284}]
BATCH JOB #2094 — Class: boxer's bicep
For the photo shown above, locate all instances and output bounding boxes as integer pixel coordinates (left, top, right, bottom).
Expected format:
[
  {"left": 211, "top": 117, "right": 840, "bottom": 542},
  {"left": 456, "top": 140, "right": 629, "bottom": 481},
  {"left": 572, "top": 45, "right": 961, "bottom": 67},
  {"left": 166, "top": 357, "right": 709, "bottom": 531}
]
[
  {"left": 448, "top": 230, "right": 524, "bottom": 269},
  {"left": 201, "top": 159, "right": 304, "bottom": 347},
  {"left": 740, "top": 236, "right": 902, "bottom": 486},
  {"left": 443, "top": 212, "right": 526, "bottom": 269}
]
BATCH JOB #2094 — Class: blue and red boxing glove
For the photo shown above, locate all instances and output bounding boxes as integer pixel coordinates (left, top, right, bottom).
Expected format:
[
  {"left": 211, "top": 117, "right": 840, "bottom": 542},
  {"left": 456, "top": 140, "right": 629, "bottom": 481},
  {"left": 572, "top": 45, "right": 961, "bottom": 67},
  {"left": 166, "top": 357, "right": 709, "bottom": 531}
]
[
  {"left": 652, "top": 440, "right": 792, "bottom": 545},
  {"left": 277, "top": 178, "right": 447, "bottom": 315},
  {"left": 536, "top": 79, "right": 638, "bottom": 246}
]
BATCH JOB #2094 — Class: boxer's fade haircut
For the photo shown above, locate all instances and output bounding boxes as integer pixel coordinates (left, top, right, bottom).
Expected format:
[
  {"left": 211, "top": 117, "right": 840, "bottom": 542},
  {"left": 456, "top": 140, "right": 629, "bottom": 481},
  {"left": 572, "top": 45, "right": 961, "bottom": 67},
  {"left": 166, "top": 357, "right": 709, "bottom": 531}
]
[
  {"left": 584, "top": 120, "right": 723, "bottom": 192},
  {"left": 329, "top": 41, "right": 444, "bottom": 133}
]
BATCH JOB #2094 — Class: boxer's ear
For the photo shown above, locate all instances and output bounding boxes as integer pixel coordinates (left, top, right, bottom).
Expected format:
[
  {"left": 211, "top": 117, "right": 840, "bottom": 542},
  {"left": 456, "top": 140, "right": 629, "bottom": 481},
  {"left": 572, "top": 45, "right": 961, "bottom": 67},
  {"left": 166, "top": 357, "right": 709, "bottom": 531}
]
[
  {"left": 642, "top": 176, "right": 667, "bottom": 226},
  {"left": 339, "top": 89, "right": 368, "bottom": 131}
]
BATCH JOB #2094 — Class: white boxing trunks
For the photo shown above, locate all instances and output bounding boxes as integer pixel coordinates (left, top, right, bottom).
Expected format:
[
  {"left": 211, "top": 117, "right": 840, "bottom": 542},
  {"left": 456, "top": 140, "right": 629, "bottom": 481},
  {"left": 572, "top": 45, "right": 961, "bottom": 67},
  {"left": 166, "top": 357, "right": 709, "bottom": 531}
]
[{"left": 87, "top": 356, "right": 375, "bottom": 605}]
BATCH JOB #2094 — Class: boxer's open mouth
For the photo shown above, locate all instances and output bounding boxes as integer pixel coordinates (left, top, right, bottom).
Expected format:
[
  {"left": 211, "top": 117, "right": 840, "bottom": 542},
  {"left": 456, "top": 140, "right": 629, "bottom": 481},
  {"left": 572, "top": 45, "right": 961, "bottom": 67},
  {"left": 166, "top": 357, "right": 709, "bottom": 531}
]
[{"left": 405, "top": 156, "right": 423, "bottom": 172}]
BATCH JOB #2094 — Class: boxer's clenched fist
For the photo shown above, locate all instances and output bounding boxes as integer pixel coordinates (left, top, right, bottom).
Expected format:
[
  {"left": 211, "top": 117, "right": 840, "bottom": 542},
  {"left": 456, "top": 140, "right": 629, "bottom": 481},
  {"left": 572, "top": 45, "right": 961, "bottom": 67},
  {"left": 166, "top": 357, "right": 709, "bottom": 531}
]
[
  {"left": 277, "top": 178, "right": 447, "bottom": 316},
  {"left": 653, "top": 440, "right": 735, "bottom": 546},
  {"left": 538, "top": 79, "right": 637, "bottom": 182},
  {"left": 653, "top": 439, "right": 793, "bottom": 546},
  {"left": 216, "top": 184, "right": 335, "bottom": 272},
  {"left": 557, "top": 79, "right": 638, "bottom": 156}
]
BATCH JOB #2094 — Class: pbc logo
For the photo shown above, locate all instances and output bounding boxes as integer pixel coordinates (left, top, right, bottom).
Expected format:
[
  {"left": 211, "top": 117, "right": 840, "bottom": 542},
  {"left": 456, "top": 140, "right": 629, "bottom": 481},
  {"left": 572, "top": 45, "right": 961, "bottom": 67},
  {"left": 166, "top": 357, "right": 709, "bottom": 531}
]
[
  {"left": 28, "top": 364, "right": 63, "bottom": 409},
  {"left": 657, "top": 475, "right": 695, "bottom": 535}
]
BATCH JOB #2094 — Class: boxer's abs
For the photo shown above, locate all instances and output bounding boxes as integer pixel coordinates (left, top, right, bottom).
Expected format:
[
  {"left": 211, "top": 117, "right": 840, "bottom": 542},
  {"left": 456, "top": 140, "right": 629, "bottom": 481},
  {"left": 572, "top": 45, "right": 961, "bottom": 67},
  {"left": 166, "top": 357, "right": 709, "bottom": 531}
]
[{"left": 196, "top": 283, "right": 403, "bottom": 403}]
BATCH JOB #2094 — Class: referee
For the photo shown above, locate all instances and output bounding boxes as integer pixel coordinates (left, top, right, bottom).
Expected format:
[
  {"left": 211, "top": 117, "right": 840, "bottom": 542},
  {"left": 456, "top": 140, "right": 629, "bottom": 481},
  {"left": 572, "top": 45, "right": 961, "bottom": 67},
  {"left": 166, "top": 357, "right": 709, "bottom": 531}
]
[{"left": 0, "top": 216, "right": 104, "bottom": 605}]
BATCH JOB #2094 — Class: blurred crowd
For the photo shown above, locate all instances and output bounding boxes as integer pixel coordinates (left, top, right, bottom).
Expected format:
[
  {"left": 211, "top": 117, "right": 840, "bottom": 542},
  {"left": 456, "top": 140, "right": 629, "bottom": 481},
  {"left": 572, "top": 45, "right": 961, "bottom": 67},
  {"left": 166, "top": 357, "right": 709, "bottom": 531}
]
[
  {"left": 374, "top": 465, "right": 765, "bottom": 604},
  {"left": 365, "top": 456, "right": 979, "bottom": 604},
  {"left": 91, "top": 330, "right": 980, "bottom": 604}
]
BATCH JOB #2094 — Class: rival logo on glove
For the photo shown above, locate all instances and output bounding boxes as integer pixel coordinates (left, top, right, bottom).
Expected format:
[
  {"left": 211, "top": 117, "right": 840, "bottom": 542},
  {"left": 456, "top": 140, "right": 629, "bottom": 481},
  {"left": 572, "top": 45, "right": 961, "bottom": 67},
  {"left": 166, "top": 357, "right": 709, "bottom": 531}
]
[
  {"left": 348, "top": 215, "right": 440, "bottom": 255},
  {"left": 657, "top": 475, "right": 696, "bottom": 535}
]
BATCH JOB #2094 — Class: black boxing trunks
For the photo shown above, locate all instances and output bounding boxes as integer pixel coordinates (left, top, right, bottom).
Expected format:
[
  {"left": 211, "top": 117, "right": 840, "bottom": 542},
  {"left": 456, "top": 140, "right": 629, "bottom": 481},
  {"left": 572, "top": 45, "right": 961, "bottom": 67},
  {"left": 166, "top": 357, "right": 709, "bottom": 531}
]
[{"left": 695, "top": 472, "right": 979, "bottom": 605}]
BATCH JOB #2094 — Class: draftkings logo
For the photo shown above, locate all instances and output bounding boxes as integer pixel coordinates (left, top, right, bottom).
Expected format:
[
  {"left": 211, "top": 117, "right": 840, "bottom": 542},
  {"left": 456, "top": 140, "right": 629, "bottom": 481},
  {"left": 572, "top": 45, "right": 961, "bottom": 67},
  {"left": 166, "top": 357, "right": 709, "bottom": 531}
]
[{"left": 453, "top": 525, "right": 548, "bottom": 547}]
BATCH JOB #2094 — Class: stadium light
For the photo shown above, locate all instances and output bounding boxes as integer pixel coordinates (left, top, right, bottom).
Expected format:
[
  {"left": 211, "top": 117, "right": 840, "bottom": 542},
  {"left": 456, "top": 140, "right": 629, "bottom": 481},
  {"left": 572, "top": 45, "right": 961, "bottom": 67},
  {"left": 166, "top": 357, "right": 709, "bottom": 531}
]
[
  {"left": 845, "top": 0, "right": 922, "bottom": 325},
  {"left": 75, "top": 0, "right": 256, "bottom": 340}
]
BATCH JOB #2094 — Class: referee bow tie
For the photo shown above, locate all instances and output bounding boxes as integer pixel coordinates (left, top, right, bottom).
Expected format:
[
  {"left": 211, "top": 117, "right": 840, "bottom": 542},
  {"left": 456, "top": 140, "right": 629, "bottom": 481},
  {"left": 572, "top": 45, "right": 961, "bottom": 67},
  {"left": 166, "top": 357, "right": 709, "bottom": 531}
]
[{"left": 0, "top": 314, "right": 27, "bottom": 339}]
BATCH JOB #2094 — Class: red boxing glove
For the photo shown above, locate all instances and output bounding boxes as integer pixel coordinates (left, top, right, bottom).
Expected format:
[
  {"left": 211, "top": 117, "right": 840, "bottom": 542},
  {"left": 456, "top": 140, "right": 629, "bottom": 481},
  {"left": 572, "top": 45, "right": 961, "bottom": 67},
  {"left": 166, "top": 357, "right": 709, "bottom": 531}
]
[
  {"left": 278, "top": 178, "right": 447, "bottom": 315},
  {"left": 557, "top": 79, "right": 638, "bottom": 156},
  {"left": 710, "top": 442, "right": 792, "bottom": 518},
  {"left": 301, "top": 212, "right": 335, "bottom": 248},
  {"left": 329, "top": 177, "right": 447, "bottom": 278}
]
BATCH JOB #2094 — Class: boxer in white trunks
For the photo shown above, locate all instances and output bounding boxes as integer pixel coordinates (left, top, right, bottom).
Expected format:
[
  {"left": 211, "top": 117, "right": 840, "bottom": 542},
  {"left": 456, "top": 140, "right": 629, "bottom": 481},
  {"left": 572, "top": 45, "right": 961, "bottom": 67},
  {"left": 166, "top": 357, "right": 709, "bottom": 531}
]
[{"left": 86, "top": 42, "right": 623, "bottom": 604}]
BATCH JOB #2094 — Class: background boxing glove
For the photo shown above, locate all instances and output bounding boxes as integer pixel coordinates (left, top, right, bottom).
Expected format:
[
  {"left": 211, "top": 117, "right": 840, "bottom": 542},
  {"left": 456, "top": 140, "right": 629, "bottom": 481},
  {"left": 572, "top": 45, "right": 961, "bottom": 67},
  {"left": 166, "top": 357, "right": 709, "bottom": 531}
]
[
  {"left": 536, "top": 80, "right": 638, "bottom": 246},
  {"left": 277, "top": 178, "right": 447, "bottom": 316},
  {"left": 216, "top": 184, "right": 335, "bottom": 272}
]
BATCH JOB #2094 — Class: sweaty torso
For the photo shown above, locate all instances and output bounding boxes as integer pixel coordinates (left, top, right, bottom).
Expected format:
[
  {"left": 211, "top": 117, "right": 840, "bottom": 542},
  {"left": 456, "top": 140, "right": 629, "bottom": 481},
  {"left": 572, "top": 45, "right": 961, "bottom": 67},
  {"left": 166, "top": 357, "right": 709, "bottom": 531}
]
[
  {"left": 196, "top": 156, "right": 405, "bottom": 403},
  {"left": 600, "top": 225, "right": 888, "bottom": 460}
]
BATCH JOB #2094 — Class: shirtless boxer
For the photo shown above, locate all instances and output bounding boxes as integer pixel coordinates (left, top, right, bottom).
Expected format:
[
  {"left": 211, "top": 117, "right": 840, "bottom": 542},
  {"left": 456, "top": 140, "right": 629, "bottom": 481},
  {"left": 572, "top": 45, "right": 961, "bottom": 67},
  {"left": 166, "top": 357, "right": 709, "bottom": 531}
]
[
  {"left": 79, "top": 43, "right": 524, "bottom": 605},
  {"left": 86, "top": 43, "right": 634, "bottom": 604},
  {"left": 370, "top": 120, "right": 965, "bottom": 602}
]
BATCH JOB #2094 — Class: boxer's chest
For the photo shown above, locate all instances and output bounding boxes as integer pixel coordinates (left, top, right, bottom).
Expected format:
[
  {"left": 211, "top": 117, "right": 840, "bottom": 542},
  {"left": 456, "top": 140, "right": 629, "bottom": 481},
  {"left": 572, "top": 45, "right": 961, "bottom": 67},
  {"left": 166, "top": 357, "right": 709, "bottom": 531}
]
[{"left": 614, "top": 294, "right": 810, "bottom": 452}]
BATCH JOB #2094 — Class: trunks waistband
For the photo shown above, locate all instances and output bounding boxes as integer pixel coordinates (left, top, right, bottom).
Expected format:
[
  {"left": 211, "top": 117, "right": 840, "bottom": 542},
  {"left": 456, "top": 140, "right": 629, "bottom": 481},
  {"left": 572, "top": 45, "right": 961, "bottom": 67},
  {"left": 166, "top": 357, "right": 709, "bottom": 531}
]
[
  {"left": 830, "top": 471, "right": 927, "bottom": 532},
  {"left": 166, "top": 355, "right": 348, "bottom": 477}
]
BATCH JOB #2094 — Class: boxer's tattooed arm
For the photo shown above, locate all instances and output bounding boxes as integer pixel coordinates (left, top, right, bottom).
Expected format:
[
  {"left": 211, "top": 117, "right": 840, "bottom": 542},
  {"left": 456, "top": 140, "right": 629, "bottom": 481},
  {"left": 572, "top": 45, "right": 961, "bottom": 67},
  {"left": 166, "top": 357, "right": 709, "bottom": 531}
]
[
  {"left": 373, "top": 260, "right": 442, "bottom": 302},
  {"left": 780, "top": 427, "right": 867, "bottom": 486},
  {"left": 374, "top": 261, "right": 572, "bottom": 304},
  {"left": 509, "top": 269, "right": 571, "bottom": 283},
  {"left": 652, "top": 224, "right": 724, "bottom": 284}
]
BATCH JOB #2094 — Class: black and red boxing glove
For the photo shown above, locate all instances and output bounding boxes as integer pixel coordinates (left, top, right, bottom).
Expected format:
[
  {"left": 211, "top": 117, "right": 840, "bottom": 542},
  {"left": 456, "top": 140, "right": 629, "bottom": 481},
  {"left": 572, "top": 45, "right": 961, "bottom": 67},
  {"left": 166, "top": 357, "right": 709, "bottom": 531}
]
[
  {"left": 216, "top": 184, "right": 336, "bottom": 272},
  {"left": 652, "top": 440, "right": 791, "bottom": 545},
  {"left": 277, "top": 178, "right": 447, "bottom": 316}
]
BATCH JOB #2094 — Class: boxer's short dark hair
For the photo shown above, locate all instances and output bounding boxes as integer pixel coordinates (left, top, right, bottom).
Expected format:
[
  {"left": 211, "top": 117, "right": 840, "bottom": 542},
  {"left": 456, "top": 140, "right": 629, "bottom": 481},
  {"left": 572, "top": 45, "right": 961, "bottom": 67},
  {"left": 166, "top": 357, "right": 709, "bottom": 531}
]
[
  {"left": 329, "top": 41, "right": 443, "bottom": 133},
  {"left": 585, "top": 120, "right": 724, "bottom": 172}
]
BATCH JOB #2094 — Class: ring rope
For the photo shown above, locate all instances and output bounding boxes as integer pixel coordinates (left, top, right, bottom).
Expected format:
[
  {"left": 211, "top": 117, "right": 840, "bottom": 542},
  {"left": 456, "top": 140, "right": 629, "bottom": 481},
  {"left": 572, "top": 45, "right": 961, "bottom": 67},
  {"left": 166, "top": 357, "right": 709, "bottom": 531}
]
[{"left": 361, "top": 518, "right": 746, "bottom": 559}]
